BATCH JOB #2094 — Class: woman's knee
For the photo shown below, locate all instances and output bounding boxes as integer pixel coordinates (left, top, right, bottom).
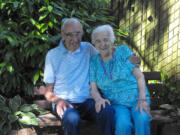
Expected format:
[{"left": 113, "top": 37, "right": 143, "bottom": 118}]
[
  {"left": 133, "top": 111, "right": 151, "bottom": 126},
  {"left": 116, "top": 118, "right": 133, "bottom": 129}
]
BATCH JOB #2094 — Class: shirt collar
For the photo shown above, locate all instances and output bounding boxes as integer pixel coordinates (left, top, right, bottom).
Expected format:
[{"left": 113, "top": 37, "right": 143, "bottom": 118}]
[{"left": 58, "top": 40, "right": 81, "bottom": 54}]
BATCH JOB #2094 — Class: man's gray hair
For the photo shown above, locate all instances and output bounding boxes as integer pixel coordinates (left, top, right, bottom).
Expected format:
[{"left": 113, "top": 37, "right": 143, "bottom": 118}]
[
  {"left": 91, "top": 24, "right": 115, "bottom": 44},
  {"left": 61, "top": 18, "right": 83, "bottom": 33}
]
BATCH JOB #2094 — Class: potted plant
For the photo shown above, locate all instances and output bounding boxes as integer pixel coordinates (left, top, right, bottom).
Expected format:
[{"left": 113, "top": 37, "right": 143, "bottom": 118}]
[{"left": 0, "top": 95, "right": 49, "bottom": 135}]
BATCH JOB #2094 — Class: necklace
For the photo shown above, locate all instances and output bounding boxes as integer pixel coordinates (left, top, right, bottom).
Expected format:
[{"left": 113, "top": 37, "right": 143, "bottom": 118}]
[{"left": 100, "top": 50, "right": 115, "bottom": 79}]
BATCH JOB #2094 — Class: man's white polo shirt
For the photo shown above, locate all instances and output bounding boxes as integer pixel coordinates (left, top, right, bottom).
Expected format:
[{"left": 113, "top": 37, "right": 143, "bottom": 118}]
[{"left": 44, "top": 40, "right": 97, "bottom": 103}]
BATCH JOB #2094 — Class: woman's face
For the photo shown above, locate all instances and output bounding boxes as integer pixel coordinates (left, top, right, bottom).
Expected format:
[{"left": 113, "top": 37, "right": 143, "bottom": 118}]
[{"left": 94, "top": 31, "right": 113, "bottom": 56}]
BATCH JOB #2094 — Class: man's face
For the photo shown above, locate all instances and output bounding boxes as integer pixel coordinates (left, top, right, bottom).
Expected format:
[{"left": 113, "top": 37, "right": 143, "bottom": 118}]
[{"left": 61, "top": 22, "right": 83, "bottom": 52}]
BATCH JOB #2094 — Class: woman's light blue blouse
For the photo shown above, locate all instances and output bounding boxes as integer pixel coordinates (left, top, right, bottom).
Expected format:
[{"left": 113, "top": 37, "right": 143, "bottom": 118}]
[{"left": 90, "top": 45, "right": 150, "bottom": 107}]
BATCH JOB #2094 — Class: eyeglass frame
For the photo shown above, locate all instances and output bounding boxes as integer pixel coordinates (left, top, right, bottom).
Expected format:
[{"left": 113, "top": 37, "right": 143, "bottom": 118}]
[{"left": 63, "top": 31, "right": 83, "bottom": 39}]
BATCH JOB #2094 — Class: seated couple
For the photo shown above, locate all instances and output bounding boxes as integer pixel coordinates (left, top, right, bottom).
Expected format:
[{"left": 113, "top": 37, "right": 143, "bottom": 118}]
[{"left": 43, "top": 18, "right": 151, "bottom": 135}]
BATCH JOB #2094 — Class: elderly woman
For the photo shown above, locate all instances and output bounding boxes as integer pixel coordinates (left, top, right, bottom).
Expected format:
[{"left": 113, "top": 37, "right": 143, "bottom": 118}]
[{"left": 90, "top": 25, "right": 152, "bottom": 135}]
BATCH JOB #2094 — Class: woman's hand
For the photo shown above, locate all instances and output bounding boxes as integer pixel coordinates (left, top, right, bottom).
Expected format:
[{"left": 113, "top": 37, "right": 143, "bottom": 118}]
[
  {"left": 95, "top": 98, "right": 111, "bottom": 113},
  {"left": 135, "top": 100, "right": 151, "bottom": 116}
]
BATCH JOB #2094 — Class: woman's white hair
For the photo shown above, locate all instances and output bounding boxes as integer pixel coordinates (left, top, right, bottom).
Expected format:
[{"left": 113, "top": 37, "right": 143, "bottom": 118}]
[{"left": 91, "top": 24, "right": 115, "bottom": 44}]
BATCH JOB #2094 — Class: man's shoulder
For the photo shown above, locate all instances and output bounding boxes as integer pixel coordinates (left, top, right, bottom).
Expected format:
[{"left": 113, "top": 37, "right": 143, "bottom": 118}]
[
  {"left": 46, "top": 46, "right": 60, "bottom": 56},
  {"left": 80, "top": 41, "right": 93, "bottom": 48},
  {"left": 80, "top": 41, "right": 98, "bottom": 56}
]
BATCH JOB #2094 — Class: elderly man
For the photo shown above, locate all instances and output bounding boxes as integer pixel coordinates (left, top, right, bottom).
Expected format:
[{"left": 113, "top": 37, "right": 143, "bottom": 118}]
[{"left": 43, "top": 18, "right": 114, "bottom": 135}]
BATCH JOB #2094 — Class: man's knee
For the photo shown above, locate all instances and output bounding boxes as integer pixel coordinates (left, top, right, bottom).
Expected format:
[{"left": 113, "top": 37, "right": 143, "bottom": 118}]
[
  {"left": 98, "top": 104, "right": 114, "bottom": 118},
  {"left": 63, "top": 108, "right": 80, "bottom": 125}
]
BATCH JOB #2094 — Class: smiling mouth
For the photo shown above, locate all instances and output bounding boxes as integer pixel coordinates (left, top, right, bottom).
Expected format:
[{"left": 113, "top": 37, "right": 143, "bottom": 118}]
[{"left": 100, "top": 47, "right": 109, "bottom": 50}]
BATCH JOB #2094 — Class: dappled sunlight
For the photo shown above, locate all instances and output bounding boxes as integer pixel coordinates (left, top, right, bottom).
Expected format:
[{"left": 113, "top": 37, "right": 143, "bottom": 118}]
[{"left": 117, "top": 0, "right": 180, "bottom": 81}]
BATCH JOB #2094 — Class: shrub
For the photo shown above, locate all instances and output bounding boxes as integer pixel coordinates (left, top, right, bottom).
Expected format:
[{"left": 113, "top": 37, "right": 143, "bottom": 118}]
[{"left": 0, "top": 0, "right": 115, "bottom": 98}]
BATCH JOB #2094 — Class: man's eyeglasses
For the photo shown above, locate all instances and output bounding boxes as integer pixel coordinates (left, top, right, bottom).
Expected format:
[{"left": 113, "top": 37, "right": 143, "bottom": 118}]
[{"left": 64, "top": 32, "right": 83, "bottom": 38}]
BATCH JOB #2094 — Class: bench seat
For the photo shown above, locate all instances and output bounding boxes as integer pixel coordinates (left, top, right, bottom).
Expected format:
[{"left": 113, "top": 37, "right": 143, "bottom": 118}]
[{"left": 34, "top": 71, "right": 178, "bottom": 135}]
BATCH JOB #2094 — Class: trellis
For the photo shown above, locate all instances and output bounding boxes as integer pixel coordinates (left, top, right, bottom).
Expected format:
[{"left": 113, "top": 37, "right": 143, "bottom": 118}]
[{"left": 110, "top": 0, "right": 180, "bottom": 85}]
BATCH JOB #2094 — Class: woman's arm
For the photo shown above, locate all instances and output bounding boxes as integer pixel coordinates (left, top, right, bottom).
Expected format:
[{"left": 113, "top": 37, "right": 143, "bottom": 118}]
[
  {"left": 133, "top": 68, "right": 151, "bottom": 115},
  {"left": 90, "top": 82, "right": 111, "bottom": 113}
]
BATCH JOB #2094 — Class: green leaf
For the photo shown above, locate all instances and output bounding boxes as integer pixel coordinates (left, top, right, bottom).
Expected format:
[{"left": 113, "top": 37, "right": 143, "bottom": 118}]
[
  {"left": 7, "top": 37, "right": 17, "bottom": 46},
  {"left": 13, "top": 1, "right": 19, "bottom": 8},
  {"left": 1, "top": 122, "right": 12, "bottom": 133},
  {"left": 0, "top": 95, "right": 6, "bottom": 104},
  {"left": 52, "top": 9, "right": 62, "bottom": 17},
  {"left": 70, "top": 10, "right": 75, "bottom": 17},
  {"left": 0, "top": 120, "right": 6, "bottom": 129},
  {"left": 36, "top": 23, "right": 45, "bottom": 30},
  {"left": 40, "top": 71, "right": 44, "bottom": 77},
  {"left": 17, "top": 112, "right": 39, "bottom": 126},
  {"left": 30, "top": 18, "right": 36, "bottom": 25},
  {"left": 30, "top": 104, "right": 38, "bottom": 110},
  {"left": 9, "top": 95, "right": 21, "bottom": 112},
  {"left": 41, "top": 23, "right": 48, "bottom": 33},
  {"left": 39, "top": 12, "right": 48, "bottom": 21},
  {"left": 48, "top": 22, "right": 53, "bottom": 28},
  {"left": 39, "top": 6, "right": 47, "bottom": 12},
  {"left": 0, "top": 106, "right": 11, "bottom": 113},
  {"left": 1, "top": 3, "right": 6, "bottom": 9},
  {"left": 36, "top": 108, "right": 49, "bottom": 115},
  {"left": 20, "top": 104, "right": 34, "bottom": 112},
  {"left": 7, "top": 66, "right": 14, "bottom": 73},
  {"left": 0, "top": 111, "right": 7, "bottom": 119},
  {"left": 103, "top": 0, "right": 111, "bottom": 3},
  {"left": 0, "top": 62, "right": 6, "bottom": 68},
  {"left": 8, "top": 114, "right": 18, "bottom": 123},
  {"left": 48, "top": 5, "right": 53, "bottom": 12}
]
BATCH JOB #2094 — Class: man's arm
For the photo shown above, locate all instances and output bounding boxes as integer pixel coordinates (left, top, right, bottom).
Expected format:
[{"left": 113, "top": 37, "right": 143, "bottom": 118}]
[
  {"left": 44, "top": 84, "right": 60, "bottom": 103},
  {"left": 44, "top": 84, "right": 73, "bottom": 118}
]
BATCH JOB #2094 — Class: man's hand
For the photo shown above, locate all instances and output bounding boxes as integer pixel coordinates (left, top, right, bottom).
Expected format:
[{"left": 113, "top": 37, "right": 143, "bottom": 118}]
[
  {"left": 56, "top": 99, "right": 73, "bottom": 118},
  {"left": 95, "top": 98, "right": 111, "bottom": 113},
  {"left": 129, "top": 55, "right": 141, "bottom": 66}
]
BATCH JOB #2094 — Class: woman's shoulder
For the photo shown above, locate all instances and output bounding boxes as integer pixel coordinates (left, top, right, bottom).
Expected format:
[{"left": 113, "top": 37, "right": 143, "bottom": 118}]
[
  {"left": 116, "top": 45, "right": 132, "bottom": 55},
  {"left": 90, "top": 53, "right": 99, "bottom": 61},
  {"left": 116, "top": 45, "right": 130, "bottom": 51}
]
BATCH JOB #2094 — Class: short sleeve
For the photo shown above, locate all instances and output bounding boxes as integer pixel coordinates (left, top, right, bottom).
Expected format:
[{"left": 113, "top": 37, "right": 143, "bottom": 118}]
[
  {"left": 119, "top": 45, "right": 134, "bottom": 60},
  {"left": 89, "top": 56, "right": 97, "bottom": 82},
  {"left": 43, "top": 52, "right": 55, "bottom": 84},
  {"left": 118, "top": 45, "right": 137, "bottom": 72}
]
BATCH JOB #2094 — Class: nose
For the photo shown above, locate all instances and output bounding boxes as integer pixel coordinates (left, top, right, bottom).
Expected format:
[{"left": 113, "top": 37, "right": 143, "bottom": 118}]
[
  {"left": 101, "top": 41, "right": 106, "bottom": 47},
  {"left": 71, "top": 35, "right": 79, "bottom": 42}
]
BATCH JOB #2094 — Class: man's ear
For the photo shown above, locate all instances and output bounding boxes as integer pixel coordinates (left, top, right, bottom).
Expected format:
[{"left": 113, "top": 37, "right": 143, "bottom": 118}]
[{"left": 129, "top": 55, "right": 141, "bottom": 66}]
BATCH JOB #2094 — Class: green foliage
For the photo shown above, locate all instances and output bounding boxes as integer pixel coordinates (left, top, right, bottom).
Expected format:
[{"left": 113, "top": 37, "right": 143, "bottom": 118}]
[
  {"left": 114, "top": 27, "right": 130, "bottom": 45},
  {"left": 0, "top": 95, "right": 49, "bottom": 134},
  {"left": 0, "top": 0, "right": 115, "bottom": 97},
  {"left": 160, "top": 70, "right": 180, "bottom": 107}
]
